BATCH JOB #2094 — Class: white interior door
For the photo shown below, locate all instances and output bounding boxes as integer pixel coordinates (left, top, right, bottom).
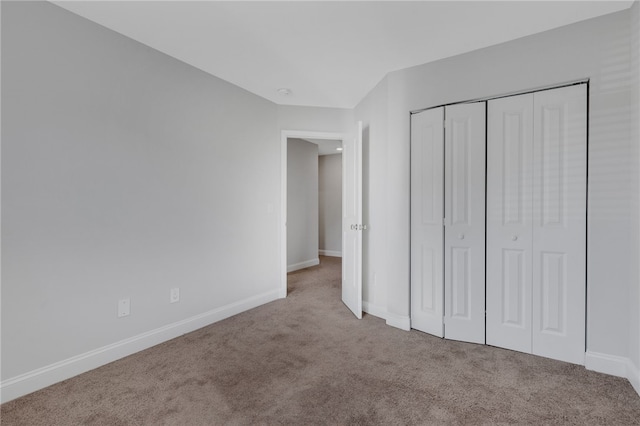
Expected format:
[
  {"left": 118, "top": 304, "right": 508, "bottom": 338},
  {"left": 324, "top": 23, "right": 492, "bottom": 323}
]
[
  {"left": 444, "top": 102, "right": 486, "bottom": 344},
  {"left": 531, "top": 85, "right": 587, "bottom": 365},
  {"left": 342, "top": 121, "right": 363, "bottom": 319},
  {"left": 411, "top": 107, "right": 445, "bottom": 337},
  {"left": 486, "top": 93, "right": 535, "bottom": 353}
]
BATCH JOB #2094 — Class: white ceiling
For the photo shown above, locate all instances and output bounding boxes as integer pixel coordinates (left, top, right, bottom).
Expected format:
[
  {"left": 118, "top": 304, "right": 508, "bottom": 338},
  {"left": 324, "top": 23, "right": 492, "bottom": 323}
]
[
  {"left": 52, "top": 1, "right": 632, "bottom": 109},
  {"left": 303, "top": 138, "right": 343, "bottom": 156}
]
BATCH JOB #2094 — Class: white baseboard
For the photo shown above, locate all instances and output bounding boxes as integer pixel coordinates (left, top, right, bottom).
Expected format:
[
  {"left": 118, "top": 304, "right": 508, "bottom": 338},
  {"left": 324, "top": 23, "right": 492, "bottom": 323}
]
[
  {"left": 585, "top": 350, "right": 640, "bottom": 398},
  {"left": 627, "top": 359, "right": 640, "bottom": 396},
  {"left": 585, "top": 350, "right": 629, "bottom": 377},
  {"left": 362, "top": 302, "right": 411, "bottom": 332},
  {"left": 362, "top": 301, "right": 386, "bottom": 320},
  {"left": 362, "top": 300, "right": 411, "bottom": 331},
  {"left": 386, "top": 312, "right": 411, "bottom": 331},
  {"left": 0, "top": 289, "right": 280, "bottom": 404},
  {"left": 361, "top": 300, "right": 411, "bottom": 332},
  {"left": 287, "top": 258, "right": 319, "bottom": 272},
  {"left": 318, "top": 250, "right": 342, "bottom": 257}
]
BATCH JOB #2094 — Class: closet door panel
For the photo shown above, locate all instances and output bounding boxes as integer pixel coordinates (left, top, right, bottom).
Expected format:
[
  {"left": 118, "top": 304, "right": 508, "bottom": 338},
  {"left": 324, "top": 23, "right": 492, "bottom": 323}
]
[
  {"left": 411, "top": 107, "right": 445, "bottom": 337},
  {"left": 532, "top": 85, "right": 587, "bottom": 365},
  {"left": 486, "top": 94, "right": 534, "bottom": 353},
  {"left": 444, "top": 102, "right": 486, "bottom": 344}
]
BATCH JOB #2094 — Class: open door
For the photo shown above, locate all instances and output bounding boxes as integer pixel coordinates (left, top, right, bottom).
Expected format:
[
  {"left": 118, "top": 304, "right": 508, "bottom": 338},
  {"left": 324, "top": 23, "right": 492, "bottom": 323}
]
[{"left": 342, "top": 121, "right": 363, "bottom": 319}]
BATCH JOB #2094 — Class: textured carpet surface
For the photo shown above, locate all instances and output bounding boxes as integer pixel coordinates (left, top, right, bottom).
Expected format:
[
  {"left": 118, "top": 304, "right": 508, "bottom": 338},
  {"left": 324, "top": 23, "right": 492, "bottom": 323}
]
[{"left": 2, "top": 256, "right": 640, "bottom": 425}]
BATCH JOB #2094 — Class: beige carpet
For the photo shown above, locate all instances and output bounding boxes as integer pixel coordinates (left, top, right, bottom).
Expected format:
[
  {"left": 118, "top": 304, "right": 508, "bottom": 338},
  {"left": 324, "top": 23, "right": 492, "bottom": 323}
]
[{"left": 2, "top": 256, "right": 640, "bottom": 425}]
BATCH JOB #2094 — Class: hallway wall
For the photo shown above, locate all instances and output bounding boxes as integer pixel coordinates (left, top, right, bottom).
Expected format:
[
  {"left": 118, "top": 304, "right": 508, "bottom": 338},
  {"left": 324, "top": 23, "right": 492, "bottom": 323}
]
[
  {"left": 287, "top": 138, "right": 319, "bottom": 271},
  {"left": 318, "top": 154, "right": 342, "bottom": 257}
]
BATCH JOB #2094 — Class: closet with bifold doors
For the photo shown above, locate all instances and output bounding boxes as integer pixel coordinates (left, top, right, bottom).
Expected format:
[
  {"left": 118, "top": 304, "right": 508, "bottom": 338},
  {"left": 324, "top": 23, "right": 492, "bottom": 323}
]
[{"left": 410, "top": 83, "right": 587, "bottom": 365}]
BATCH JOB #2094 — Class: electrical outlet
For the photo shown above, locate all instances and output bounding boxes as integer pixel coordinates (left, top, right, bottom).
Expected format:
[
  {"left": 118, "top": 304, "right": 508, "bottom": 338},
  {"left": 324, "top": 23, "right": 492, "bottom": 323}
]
[
  {"left": 170, "top": 288, "right": 180, "bottom": 304},
  {"left": 118, "top": 298, "right": 130, "bottom": 317}
]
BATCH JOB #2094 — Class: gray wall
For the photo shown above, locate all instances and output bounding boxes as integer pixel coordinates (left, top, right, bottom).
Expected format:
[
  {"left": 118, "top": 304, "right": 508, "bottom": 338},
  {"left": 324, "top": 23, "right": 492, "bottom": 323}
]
[
  {"left": 318, "top": 154, "right": 342, "bottom": 256},
  {"left": 286, "top": 138, "right": 318, "bottom": 270},
  {"left": 278, "top": 105, "right": 353, "bottom": 134},
  {"left": 355, "top": 7, "right": 640, "bottom": 381},
  {"left": 1, "top": 0, "right": 280, "bottom": 392}
]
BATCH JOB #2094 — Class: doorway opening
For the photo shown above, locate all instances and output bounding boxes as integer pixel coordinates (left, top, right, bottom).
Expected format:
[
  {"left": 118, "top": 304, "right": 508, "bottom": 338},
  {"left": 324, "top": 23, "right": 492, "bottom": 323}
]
[{"left": 280, "top": 131, "right": 346, "bottom": 298}]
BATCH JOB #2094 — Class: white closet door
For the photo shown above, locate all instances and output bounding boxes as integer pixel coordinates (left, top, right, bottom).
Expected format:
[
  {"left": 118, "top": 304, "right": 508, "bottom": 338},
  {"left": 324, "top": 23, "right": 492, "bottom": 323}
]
[
  {"left": 411, "top": 107, "right": 445, "bottom": 337},
  {"left": 532, "top": 85, "right": 586, "bottom": 365},
  {"left": 444, "top": 103, "right": 486, "bottom": 344},
  {"left": 486, "top": 94, "right": 534, "bottom": 353}
]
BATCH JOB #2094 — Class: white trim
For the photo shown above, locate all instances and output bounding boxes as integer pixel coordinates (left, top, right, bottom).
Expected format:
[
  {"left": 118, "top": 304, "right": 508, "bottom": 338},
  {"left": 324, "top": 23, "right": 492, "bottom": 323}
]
[
  {"left": 280, "top": 132, "right": 287, "bottom": 299},
  {"left": 319, "top": 249, "right": 342, "bottom": 257},
  {"left": 280, "top": 130, "right": 347, "bottom": 298},
  {"left": 0, "top": 289, "right": 280, "bottom": 404},
  {"left": 585, "top": 350, "right": 630, "bottom": 378},
  {"left": 585, "top": 351, "right": 640, "bottom": 397},
  {"left": 362, "top": 301, "right": 386, "bottom": 320},
  {"left": 629, "top": 360, "right": 640, "bottom": 396},
  {"left": 287, "top": 258, "right": 320, "bottom": 273},
  {"left": 386, "top": 312, "right": 411, "bottom": 331}
]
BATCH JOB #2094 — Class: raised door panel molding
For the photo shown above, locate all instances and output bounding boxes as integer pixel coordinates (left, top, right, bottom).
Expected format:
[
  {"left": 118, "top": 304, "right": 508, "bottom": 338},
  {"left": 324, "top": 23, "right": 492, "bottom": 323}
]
[
  {"left": 502, "top": 111, "right": 528, "bottom": 226},
  {"left": 450, "top": 246, "right": 470, "bottom": 319},
  {"left": 421, "top": 123, "right": 440, "bottom": 225},
  {"left": 540, "top": 251, "right": 566, "bottom": 334},
  {"left": 502, "top": 249, "right": 527, "bottom": 328},
  {"left": 420, "top": 246, "right": 437, "bottom": 313},
  {"left": 540, "top": 104, "right": 566, "bottom": 228},
  {"left": 451, "top": 117, "right": 470, "bottom": 226}
]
